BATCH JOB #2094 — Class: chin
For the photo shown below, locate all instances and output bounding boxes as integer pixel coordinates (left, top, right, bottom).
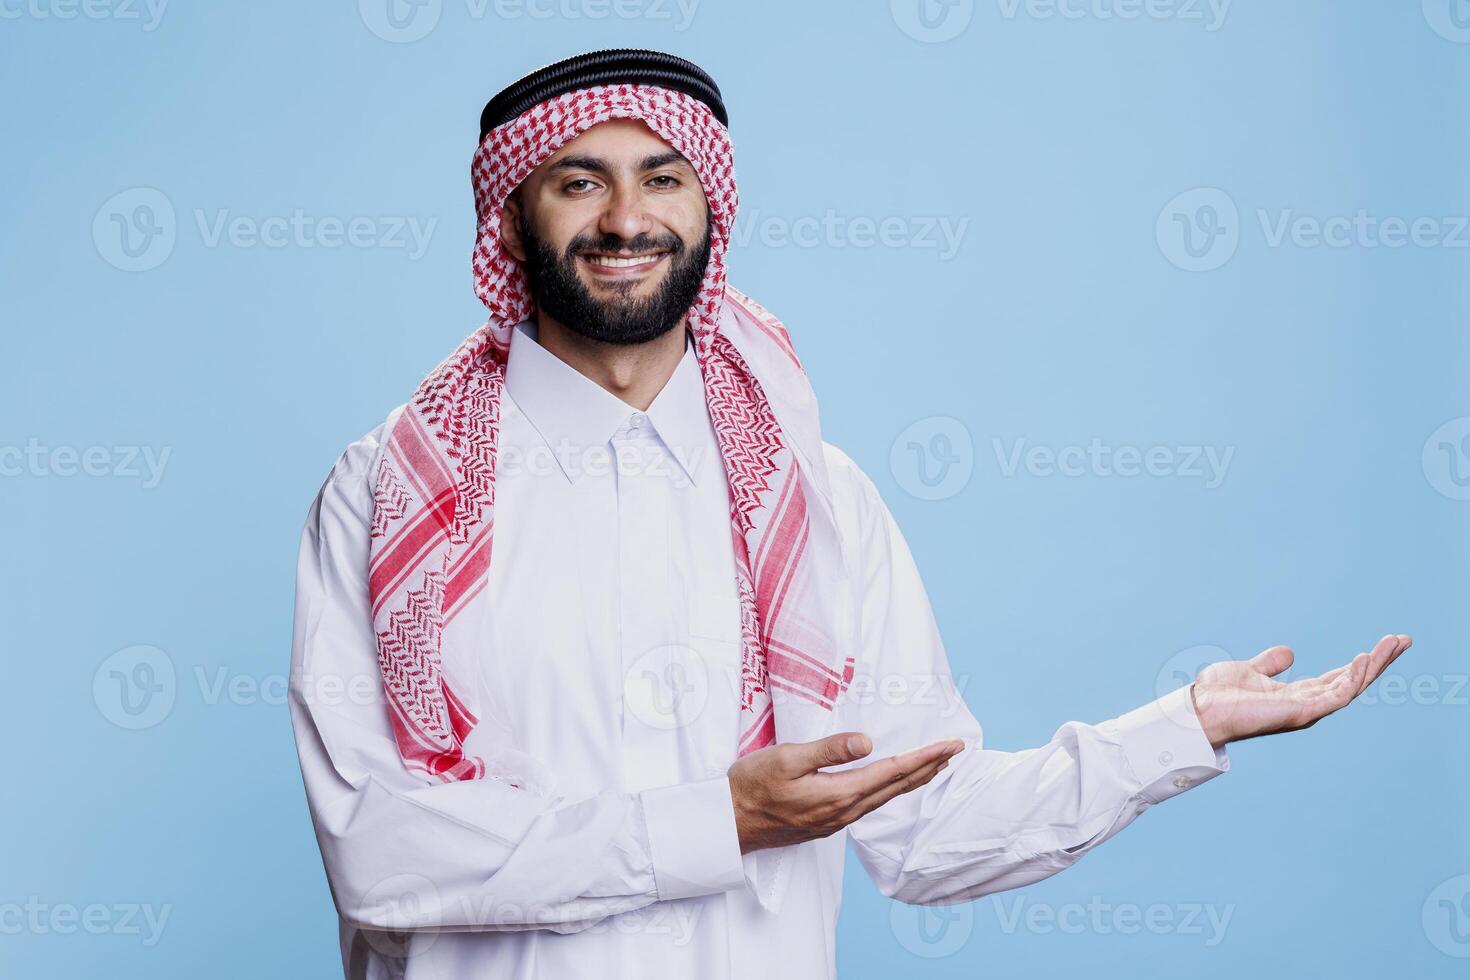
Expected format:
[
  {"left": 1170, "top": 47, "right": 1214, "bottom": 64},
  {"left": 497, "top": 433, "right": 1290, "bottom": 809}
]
[{"left": 583, "top": 269, "right": 665, "bottom": 291}]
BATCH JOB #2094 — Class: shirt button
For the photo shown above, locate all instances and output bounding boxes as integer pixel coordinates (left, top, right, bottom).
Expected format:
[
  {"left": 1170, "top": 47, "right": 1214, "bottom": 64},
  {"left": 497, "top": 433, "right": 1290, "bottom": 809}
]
[
  {"left": 1157, "top": 751, "right": 1174, "bottom": 767},
  {"left": 629, "top": 413, "right": 646, "bottom": 430},
  {"left": 1172, "top": 775, "right": 1190, "bottom": 790}
]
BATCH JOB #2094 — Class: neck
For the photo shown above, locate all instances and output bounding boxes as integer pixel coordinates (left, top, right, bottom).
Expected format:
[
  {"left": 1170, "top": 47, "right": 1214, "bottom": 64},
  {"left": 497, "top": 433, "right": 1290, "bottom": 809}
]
[{"left": 533, "top": 314, "right": 688, "bottom": 411}]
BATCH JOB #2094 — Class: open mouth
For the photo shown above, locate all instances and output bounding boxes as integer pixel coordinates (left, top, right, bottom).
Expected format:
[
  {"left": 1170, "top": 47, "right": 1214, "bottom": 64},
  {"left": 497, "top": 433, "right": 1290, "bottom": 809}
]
[{"left": 578, "top": 250, "right": 671, "bottom": 278}]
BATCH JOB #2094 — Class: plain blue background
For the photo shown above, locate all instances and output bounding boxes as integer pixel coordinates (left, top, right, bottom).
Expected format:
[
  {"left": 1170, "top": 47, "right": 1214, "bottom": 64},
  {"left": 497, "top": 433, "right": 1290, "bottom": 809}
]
[{"left": 4, "top": 1, "right": 1468, "bottom": 976}]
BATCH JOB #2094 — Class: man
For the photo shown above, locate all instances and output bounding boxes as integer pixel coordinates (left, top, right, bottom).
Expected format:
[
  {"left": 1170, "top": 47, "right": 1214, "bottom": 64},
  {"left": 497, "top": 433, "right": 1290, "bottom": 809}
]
[{"left": 288, "top": 49, "right": 1411, "bottom": 979}]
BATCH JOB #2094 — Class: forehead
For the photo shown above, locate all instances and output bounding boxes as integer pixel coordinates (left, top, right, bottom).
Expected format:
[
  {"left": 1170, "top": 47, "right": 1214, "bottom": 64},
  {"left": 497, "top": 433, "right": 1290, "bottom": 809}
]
[{"left": 534, "top": 118, "right": 687, "bottom": 173}]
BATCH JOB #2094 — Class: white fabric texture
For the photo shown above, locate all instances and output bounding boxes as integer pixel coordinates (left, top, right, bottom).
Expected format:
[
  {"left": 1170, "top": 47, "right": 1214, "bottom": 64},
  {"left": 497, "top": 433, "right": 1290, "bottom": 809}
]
[{"left": 290, "top": 320, "right": 1229, "bottom": 980}]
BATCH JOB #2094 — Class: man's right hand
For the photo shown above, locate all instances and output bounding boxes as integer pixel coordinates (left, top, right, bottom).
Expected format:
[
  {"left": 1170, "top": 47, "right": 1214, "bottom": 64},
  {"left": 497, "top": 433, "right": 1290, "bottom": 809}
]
[{"left": 727, "top": 732, "right": 967, "bottom": 854}]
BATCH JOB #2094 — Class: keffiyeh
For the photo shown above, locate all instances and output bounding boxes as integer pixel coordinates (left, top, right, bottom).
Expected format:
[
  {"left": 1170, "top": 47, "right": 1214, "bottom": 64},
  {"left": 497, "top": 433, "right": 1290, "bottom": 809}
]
[{"left": 367, "top": 53, "right": 856, "bottom": 910}]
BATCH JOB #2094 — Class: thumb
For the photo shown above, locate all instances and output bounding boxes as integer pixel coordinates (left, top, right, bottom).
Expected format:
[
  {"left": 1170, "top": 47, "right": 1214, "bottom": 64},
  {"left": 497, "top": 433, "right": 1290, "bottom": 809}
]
[
  {"left": 795, "top": 731, "right": 872, "bottom": 773},
  {"left": 1248, "top": 645, "right": 1294, "bottom": 678}
]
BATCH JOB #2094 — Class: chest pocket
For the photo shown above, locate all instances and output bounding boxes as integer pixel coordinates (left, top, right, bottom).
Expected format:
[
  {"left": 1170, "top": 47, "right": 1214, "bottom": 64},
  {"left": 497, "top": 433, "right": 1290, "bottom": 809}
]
[{"left": 688, "top": 590, "right": 742, "bottom": 660}]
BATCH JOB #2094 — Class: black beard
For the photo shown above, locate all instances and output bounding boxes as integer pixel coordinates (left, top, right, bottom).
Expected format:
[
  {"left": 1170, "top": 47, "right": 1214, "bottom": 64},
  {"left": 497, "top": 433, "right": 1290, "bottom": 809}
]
[{"left": 518, "top": 215, "right": 711, "bottom": 346}]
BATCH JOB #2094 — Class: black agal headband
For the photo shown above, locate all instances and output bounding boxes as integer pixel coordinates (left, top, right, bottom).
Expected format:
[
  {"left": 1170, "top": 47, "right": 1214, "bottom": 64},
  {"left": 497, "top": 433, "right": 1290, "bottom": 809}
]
[{"left": 479, "top": 48, "right": 728, "bottom": 140}]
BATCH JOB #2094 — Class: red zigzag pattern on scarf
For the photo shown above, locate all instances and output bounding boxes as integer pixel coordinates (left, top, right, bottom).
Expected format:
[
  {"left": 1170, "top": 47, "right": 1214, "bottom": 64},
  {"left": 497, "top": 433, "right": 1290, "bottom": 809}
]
[{"left": 367, "top": 84, "right": 852, "bottom": 783}]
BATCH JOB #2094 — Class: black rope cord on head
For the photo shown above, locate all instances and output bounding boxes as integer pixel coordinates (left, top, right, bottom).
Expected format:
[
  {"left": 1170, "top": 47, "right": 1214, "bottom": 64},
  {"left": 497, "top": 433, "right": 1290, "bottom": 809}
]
[{"left": 479, "top": 48, "right": 728, "bottom": 140}]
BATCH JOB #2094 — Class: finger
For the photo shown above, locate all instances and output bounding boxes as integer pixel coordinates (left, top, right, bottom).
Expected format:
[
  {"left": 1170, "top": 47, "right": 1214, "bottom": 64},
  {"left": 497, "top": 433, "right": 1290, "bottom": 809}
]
[
  {"left": 1248, "top": 645, "right": 1294, "bottom": 678},
  {"left": 891, "top": 738, "right": 968, "bottom": 769},
  {"left": 1328, "top": 653, "right": 1370, "bottom": 710},
  {"left": 1273, "top": 675, "right": 1334, "bottom": 720},
  {"left": 1356, "top": 635, "right": 1401, "bottom": 697},
  {"left": 1283, "top": 652, "right": 1377, "bottom": 730},
  {"left": 1335, "top": 654, "right": 1370, "bottom": 706},
  {"left": 857, "top": 755, "right": 951, "bottom": 814},
  {"left": 847, "top": 754, "right": 953, "bottom": 820},
  {"left": 786, "top": 731, "right": 874, "bottom": 775},
  {"left": 824, "top": 738, "right": 966, "bottom": 798},
  {"left": 1379, "top": 633, "right": 1413, "bottom": 676}
]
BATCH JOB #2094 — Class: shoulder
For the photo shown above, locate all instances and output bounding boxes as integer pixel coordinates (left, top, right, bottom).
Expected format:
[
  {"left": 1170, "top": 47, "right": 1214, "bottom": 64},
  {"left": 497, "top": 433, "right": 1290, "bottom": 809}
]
[
  {"left": 821, "top": 441, "right": 879, "bottom": 501},
  {"left": 820, "top": 441, "right": 893, "bottom": 553},
  {"left": 323, "top": 406, "right": 405, "bottom": 485},
  {"left": 306, "top": 406, "right": 407, "bottom": 524}
]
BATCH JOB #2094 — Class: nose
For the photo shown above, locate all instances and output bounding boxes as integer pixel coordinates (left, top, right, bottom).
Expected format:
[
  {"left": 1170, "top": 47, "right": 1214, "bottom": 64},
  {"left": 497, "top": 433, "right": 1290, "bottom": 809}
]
[{"left": 596, "top": 183, "right": 653, "bottom": 244}]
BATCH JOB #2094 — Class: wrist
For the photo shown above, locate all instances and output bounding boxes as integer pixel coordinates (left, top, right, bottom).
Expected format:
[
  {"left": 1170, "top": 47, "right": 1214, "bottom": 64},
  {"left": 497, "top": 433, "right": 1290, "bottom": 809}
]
[{"left": 1190, "top": 682, "right": 1232, "bottom": 749}]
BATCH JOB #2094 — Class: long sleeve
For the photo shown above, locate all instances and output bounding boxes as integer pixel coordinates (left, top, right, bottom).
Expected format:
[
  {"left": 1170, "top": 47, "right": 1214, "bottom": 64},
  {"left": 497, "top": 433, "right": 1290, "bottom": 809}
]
[
  {"left": 826, "top": 447, "right": 1230, "bottom": 906},
  {"left": 287, "top": 430, "right": 747, "bottom": 935}
]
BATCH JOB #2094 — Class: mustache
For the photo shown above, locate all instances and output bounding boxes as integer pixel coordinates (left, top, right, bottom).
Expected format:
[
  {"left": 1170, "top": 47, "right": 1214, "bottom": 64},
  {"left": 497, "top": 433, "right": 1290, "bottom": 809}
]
[{"left": 567, "top": 231, "right": 685, "bottom": 258}]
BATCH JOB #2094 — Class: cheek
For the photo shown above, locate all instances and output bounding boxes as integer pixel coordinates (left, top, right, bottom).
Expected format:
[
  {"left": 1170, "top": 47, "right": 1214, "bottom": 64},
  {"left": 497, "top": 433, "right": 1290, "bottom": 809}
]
[
  {"left": 657, "top": 197, "right": 709, "bottom": 245},
  {"left": 527, "top": 195, "right": 599, "bottom": 253},
  {"left": 542, "top": 217, "right": 592, "bottom": 254}
]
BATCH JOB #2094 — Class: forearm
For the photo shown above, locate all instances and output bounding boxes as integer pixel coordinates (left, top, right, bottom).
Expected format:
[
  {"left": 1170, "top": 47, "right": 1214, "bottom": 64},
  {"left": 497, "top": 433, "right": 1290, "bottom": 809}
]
[
  {"left": 847, "top": 686, "right": 1228, "bottom": 906},
  {"left": 293, "top": 695, "right": 744, "bottom": 933},
  {"left": 831, "top": 453, "right": 1229, "bottom": 904},
  {"left": 290, "top": 465, "right": 746, "bottom": 934}
]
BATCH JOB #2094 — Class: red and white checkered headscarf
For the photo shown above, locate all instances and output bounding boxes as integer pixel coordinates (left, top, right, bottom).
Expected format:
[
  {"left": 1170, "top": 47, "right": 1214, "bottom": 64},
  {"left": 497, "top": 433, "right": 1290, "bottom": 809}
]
[{"left": 367, "top": 85, "right": 855, "bottom": 863}]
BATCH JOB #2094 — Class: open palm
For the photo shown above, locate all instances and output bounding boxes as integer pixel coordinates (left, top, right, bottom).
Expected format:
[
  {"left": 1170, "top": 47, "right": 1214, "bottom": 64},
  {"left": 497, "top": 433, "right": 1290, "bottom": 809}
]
[{"left": 1192, "top": 634, "right": 1413, "bottom": 747}]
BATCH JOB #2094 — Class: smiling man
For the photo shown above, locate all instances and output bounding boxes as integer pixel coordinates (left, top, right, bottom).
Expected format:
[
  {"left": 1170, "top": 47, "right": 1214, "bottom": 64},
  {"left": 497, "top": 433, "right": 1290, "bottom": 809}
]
[{"left": 288, "top": 48, "right": 1411, "bottom": 979}]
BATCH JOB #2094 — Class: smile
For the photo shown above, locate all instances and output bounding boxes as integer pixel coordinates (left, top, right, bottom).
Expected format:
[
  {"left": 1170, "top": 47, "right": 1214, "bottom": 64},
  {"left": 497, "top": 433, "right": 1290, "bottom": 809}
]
[{"left": 579, "top": 251, "right": 670, "bottom": 276}]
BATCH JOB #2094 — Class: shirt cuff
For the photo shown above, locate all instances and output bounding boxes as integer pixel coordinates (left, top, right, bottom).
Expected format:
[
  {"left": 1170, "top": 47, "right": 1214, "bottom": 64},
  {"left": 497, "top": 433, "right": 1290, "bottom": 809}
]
[
  {"left": 1101, "top": 685, "right": 1230, "bottom": 804},
  {"left": 641, "top": 775, "right": 747, "bottom": 901}
]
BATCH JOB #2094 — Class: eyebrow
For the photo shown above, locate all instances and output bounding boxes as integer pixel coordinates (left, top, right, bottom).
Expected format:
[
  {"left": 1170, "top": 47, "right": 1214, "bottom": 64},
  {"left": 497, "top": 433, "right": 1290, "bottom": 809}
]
[{"left": 547, "top": 150, "right": 691, "bottom": 175}]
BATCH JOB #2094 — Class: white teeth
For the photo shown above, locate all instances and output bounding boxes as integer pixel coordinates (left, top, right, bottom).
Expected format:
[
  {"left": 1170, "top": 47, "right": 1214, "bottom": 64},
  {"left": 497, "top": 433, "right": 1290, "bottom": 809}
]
[{"left": 585, "top": 253, "right": 665, "bottom": 269}]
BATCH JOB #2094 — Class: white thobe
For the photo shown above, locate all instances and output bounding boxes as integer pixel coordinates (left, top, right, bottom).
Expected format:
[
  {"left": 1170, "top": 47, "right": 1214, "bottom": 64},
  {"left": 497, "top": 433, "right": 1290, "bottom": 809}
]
[{"left": 289, "top": 320, "right": 1230, "bottom": 980}]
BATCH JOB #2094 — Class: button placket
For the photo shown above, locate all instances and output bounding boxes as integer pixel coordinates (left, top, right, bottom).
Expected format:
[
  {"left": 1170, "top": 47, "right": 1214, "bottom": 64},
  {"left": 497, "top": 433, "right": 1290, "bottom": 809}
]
[{"left": 615, "top": 420, "right": 682, "bottom": 792}]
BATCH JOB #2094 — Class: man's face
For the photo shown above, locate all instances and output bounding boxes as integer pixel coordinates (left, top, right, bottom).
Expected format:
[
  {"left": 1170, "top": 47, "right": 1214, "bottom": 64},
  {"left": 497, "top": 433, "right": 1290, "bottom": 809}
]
[{"left": 501, "top": 118, "right": 712, "bottom": 346}]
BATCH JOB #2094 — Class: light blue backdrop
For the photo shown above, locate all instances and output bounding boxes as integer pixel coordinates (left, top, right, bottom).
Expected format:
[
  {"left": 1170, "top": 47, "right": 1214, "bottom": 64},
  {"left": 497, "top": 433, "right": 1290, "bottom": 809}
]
[{"left": 3, "top": 1, "right": 1467, "bottom": 977}]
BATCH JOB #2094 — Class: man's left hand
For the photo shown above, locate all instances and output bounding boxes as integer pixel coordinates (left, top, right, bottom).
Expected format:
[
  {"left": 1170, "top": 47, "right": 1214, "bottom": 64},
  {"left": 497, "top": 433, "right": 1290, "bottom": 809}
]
[{"left": 1192, "top": 633, "right": 1413, "bottom": 748}]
